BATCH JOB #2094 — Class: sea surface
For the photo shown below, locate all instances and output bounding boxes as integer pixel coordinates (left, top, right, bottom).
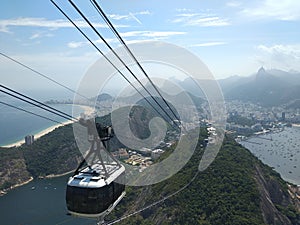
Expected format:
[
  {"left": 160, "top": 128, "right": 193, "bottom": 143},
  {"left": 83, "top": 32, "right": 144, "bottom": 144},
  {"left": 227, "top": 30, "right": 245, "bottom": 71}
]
[
  {"left": 240, "top": 126, "right": 300, "bottom": 185},
  {"left": 0, "top": 175, "right": 94, "bottom": 225},
  {"left": 0, "top": 97, "right": 84, "bottom": 146}
]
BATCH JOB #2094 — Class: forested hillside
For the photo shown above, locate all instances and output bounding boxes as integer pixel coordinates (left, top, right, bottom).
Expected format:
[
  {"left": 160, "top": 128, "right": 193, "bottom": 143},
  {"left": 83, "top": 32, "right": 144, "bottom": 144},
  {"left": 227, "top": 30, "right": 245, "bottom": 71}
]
[
  {"left": 0, "top": 124, "right": 82, "bottom": 191},
  {"left": 106, "top": 134, "right": 300, "bottom": 225}
]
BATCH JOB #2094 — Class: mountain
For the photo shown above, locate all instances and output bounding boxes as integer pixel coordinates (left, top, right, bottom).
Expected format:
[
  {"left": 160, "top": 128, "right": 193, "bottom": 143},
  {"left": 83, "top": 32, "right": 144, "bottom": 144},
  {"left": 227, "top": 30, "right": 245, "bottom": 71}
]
[
  {"left": 161, "top": 77, "right": 223, "bottom": 99},
  {"left": 115, "top": 83, "right": 205, "bottom": 113},
  {"left": 96, "top": 93, "right": 114, "bottom": 102},
  {"left": 218, "top": 74, "right": 254, "bottom": 94},
  {"left": 220, "top": 67, "right": 300, "bottom": 106}
]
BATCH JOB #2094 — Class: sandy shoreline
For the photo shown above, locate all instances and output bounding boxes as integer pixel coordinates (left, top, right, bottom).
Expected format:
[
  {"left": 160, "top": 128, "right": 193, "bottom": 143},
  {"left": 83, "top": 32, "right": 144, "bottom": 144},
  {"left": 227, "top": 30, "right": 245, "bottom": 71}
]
[
  {"left": 0, "top": 176, "right": 34, "bottom": 196},
  {"left": 2, "top": 120, "right": 74, "bottom": 148},
  {"left": 1, "top": 104, "right": 94, "bottom": 148}
]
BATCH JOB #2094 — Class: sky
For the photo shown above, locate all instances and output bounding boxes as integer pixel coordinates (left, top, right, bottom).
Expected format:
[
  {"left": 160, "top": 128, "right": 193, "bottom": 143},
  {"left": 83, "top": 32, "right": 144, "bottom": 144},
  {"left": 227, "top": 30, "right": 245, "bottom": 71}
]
[{"left": 1, "top": 0, "right": 300, "bottom": 94}]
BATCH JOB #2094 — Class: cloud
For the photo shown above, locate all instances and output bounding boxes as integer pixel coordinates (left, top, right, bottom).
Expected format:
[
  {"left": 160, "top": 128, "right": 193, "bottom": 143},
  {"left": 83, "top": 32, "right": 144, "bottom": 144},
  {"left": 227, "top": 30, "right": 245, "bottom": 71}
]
[
  {"left": 188, "top": 16, "right": 230, "bottom": 27},
  {"left": 226, "top": 1, "right": 242, "bottom": 7},
  {"left": 67, "top": 38, "right": 117, "bottom": 49},
  {"left": 256, "top": 44, "right": 300, "bottom": 70},
  {"left": 171, "top": 13, "right": 230, "bottom": 27},
  {"left": 175, "top": 8, "right": 193, "bottom": 13},
  {"left": 241, "top": 0, "right": 300, "bottom": 21},
  {"left": 67, "top": 41, "right": 86, "bottom": 48},
  {"left": 0, "top": 17, "right": 128, "bottom": 33},
  {"left": 137, "top": 11, "right": 151, "bottom": 15},
  {"left": 67, "top": 31, "right": 185, "bottom": 48},
  {"left": 29, "top": 31, "right": 54, "bottom": 40},
  {"left": 191, "top": 42, "right": 227, "bottom": 47},
  {"left": 108, "top": 10, "right": 151, "bottom": 25},
  {"left": 129, "top": 13, "right": 142, "bottom": 25}
]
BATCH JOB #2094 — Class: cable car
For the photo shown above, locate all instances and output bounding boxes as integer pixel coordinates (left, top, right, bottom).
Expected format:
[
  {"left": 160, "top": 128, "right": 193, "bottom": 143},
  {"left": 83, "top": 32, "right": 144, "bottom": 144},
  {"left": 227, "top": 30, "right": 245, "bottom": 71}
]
[
  {"left": 66, "top": 164, "right": 125, "bottom": 218},
  {"left": 66, "top": 118, "right": 125, "bottom": 221}
]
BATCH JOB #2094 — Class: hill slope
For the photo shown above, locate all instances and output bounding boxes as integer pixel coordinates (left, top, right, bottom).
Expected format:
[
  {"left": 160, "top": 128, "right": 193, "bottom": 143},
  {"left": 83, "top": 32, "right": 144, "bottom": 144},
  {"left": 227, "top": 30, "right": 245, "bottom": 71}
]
[
  {"left": 0, "top": 124, "right": 82, "bottom": 192},
  {"left": 107, "top": 134, "right": 300, "bottom": 225}
]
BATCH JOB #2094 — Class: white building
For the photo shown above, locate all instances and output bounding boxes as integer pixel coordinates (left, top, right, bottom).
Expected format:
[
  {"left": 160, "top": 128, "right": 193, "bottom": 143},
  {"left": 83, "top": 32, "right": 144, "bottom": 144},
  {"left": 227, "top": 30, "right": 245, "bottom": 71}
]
[
  {"left": 151, "top": 149, "right": 165, "bottom": 160},
  {"left": 25, "top": 135, "right": 34, "bottom": 145}
]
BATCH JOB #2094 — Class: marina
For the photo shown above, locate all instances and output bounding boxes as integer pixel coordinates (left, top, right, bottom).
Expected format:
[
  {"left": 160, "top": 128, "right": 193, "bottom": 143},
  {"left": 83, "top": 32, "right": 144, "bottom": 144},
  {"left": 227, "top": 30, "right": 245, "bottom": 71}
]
[{"left": 240, "top": 126, "right": 300, "bottom": 185}]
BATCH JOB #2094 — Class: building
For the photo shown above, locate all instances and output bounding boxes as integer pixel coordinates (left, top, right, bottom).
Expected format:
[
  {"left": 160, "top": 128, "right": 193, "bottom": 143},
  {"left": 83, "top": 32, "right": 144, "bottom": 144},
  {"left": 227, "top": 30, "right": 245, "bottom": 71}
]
[
  {"left": 25, "top": 135, "right": 34, "bottom": 145},
  {"left": 111, "top": 148, "right": 129, "bottom": 160},
  {"left": 282, "top": 112, "right": 286, "bottom": 121},
  {"left": 118, "top": 148, "right": 129, "bottom": 160},
  {"left": 137, "top": 147, "right": 152, "bottom": 157},
  {"left": 151, "top": 149, "right": 165, "bottom": 160}
]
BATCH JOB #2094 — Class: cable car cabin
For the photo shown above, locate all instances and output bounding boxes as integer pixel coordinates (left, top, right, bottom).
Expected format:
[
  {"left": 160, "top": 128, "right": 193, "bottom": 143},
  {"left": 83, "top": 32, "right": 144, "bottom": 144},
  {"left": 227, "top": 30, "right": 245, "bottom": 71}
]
[{"left": 66, "top": 163, "right": 125, "bottom": 218}]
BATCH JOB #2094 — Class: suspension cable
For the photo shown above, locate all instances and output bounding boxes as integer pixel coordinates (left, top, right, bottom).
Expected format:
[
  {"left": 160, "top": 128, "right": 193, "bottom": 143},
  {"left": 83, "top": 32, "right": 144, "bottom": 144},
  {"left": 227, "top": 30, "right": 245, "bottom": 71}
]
[
  {"left": 0, "top": 88, "right": 76, "bottom": 122},
  {"left": 0, "top": 52, "right": 113, "bottom": 110},
  {"left": 67, "top": 0, "right": 180, "bottom": 128},
  {"left": 0, "top": 100, "right": 63, "bottom": 125},
  {"left": 0, "top": 52, "right": 89, "bottom": 101},
  {"left": 0, "top": 84, "right": 77, "bottom": 121},
  {"left": 50, "top": 0, "right": 178, "bottom": 129},
  {"left": 90, "top": 0, "right": 181, "bottom": 124}
]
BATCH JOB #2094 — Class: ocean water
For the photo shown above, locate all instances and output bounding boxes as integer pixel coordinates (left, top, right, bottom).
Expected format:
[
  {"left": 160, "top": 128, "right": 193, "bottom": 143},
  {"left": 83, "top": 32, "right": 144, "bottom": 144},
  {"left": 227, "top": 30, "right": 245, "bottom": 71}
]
[
  {"left": 0, "top": 96, "right": 84, "bottom": 146},
  {"left": 0, "top": 175, "right": 94, "bottom": 225},
  {"left": 240, "top": 126, "right": 300, "bottom": 185}
]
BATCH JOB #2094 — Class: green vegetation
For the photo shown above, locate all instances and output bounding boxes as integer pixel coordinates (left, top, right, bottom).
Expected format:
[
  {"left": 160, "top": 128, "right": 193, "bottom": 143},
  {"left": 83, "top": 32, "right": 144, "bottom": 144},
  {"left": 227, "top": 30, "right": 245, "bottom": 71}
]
[
  {"left": 0, "top": 147, "right": 31, "bottom": 190},
  {"left": 227, "top": 114, "right": 256, "bottom": 127},
  {"left": 0, "top": 124, "right": 82, "bottom": 190},
  {"left": 20, "top": 124, "right": 81, "bottom": 178},
  {"left": 107, "top": 133, "right": 299, "bottom": 225}
]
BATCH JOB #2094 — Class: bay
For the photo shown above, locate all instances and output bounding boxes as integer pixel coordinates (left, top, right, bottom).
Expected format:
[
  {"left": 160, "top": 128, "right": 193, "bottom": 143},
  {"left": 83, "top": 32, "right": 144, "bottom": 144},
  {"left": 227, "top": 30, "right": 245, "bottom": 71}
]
[
  {"left": 240, "top": 126, "right": 300, "bottom": 185},
  {"left": 0, "top": 175, "right": 94, "bottom": 225}
]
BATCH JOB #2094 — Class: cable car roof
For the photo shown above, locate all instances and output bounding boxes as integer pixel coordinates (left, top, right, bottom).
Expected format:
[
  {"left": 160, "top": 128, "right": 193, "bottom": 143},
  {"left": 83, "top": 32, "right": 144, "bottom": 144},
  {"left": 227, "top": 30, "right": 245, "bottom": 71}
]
[{"left": 68, "top": 163, "right": 125, "bottom": 188}]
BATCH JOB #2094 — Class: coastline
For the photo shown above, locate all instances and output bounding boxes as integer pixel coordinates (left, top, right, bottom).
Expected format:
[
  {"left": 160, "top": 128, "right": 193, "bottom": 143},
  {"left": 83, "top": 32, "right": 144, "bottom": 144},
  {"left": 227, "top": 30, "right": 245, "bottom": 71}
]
[
  {"left": 0, "top": 176, "right": 33, "bottom": 196},
  {"left": 2, "top": 120, "right": 74, "bottom": 148},
  {"left": 0, "top": 170, "right": 75, "bottom": 196},
  {"left": 1, "top": 104, "right": 94, "bottom": 148},
  {"left": 0, "top": 104, "right": 94, "bottom": 195}
]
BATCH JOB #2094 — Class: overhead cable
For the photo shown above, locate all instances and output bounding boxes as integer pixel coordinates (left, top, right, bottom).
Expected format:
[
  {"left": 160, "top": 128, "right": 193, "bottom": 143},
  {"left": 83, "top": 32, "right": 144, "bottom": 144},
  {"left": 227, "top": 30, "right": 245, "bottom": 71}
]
[
  {"left": 0, "top": 84, "right": 77, "bottom": 121},
  {"left": 67, "top": 0, "right": 180, "bottom": 128},
  {"left": 0, "top": 86, "right": 77, "bottom": 122},
  {"left": 90, "top": 0, "right": 181, "bottom": 124},
  {"left": 0, "top": 101, "right": 63, "bottom": 125},
  {"left": 0, "top": 52, "right": 89, "bottom": 101},
  {"left": 50, "top": 0, "right": 179, "bottom": 128}
]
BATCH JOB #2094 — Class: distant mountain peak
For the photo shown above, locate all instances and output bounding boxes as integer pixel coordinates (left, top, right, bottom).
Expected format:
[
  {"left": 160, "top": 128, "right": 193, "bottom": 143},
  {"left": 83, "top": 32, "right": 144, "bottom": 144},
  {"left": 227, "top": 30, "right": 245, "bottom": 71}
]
[
  {"left": 258, "top": 66, "right": 266, "bottom": 73},
  {"left": 257, "top": 66, "right": 266, "bottom": 75},
  {"left": 256, "top": 66, "right": 269, "bottom": 81}
]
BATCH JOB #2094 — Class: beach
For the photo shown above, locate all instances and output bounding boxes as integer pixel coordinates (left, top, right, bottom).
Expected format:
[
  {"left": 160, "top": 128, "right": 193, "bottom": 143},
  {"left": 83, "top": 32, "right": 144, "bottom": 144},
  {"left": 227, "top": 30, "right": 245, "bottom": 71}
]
[{"left": 2, "top": 105, "right": 94, "bottom": 148}]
